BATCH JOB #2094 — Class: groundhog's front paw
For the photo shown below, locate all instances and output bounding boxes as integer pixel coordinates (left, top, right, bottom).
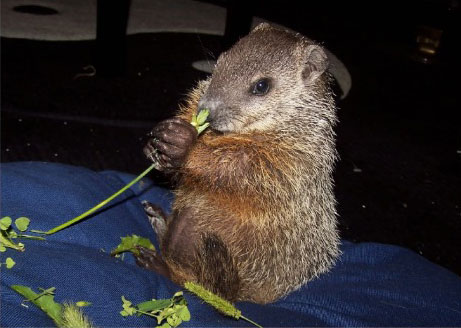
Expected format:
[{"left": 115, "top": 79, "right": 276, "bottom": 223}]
[{"left": 144, "top": 117, "right": 197, "bottom": 172}]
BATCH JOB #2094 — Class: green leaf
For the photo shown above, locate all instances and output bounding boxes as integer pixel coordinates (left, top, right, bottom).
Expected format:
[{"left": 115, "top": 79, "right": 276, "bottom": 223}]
[
  {"left": 111, "top": 235, "right": 155, "bottom": 256},
  {"left": 167, "top": 313, "right": 182, "bottom": 327},
  {"left": 172, "top": 291, "right": 184, "bottom": 299},
  {"left": 120, "top": 309, "right": 130, "bottom": 317},
  {"left": 196, "top": 122, "right": 210, "bottom": 135},
  {"left": 157, "top": 323, "right": 171, "bottom": 328},
  {"left": 75, "top": 301, "right": 92, "bottom": 307},
  {"left": 0, "top": 231, "right": 25, "bottom": 251},
  {"left": 15, "top": 217, "right": 30, "bottom": 232},
  {"left": 0, "top": 245, "right": 6, "bottom": 252},
  {"left": 5, "top": 257, "right": 16, "bottom": 269},
  {"left": 195, "top": 109, "right": 210, "bottom": 126},
  {"left": 155, "top": 309, "right": 169, "bottom": 325},
  {"left": 190, "top": 115, "right": 198, "bottom": 127},
  {"left": 176, "top": 305, "right": 191, "bottom": 322},
  {"left": 0, "top": 217, "right": 12, "bottom": 230},
  {"left": 137, "top": 299, "right": 173, "bottom": 313},
  {"left": 164, "top": 308, "right": 175, "bottom": 316},
  {"left": 120, "top": 296, "right": 136, "bottom": 316},
  {"left": 190, "top": 109, "right": 210, "bottom": 135},
  {"left": 11, "top": 285, "right": 63, "bottom": 326},
  {"left": 133, "top": 236, "right": 156, "bottom": 250},
  {"left": 121, "top": 295, "right": 132, "bottom": 308},
  {"left": 123, "top": 307, "right": 136, "bottom": 316}
]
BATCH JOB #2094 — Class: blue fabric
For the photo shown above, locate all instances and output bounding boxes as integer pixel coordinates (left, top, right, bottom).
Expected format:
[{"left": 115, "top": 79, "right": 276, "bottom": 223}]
[{"left": 1, "top": 162, "right": 460, "bottom": 327}]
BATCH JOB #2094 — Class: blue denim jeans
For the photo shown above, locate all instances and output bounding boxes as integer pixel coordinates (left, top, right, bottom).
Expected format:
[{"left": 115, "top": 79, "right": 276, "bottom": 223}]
[{"left": 1, "top": 162, "right": 460, "bottom": 327}]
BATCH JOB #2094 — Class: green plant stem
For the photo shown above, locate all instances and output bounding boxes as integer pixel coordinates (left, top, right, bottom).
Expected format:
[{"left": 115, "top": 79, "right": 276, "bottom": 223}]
[
  {"left": 40, "top": 164, "right": 156, "bottom": 235},
  {"left": 133, "top": 309, "right": 157, "bottom": 318},
  {"left": 34, "top": 113, "right": 209, "bottom": 236},
  {"left": 17, "top": 234, "right": 46, "bottom": 241},
  {"left": 241, "top": 315, "right": 263, "bottom": 328}
]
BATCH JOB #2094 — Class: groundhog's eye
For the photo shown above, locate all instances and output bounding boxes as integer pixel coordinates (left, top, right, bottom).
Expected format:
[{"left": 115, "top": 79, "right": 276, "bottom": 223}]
[{"left": 251, "top": 78, "right": 270, "bottom": 95}]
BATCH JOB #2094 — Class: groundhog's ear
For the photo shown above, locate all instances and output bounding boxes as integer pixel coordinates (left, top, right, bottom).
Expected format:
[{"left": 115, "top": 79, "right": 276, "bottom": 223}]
[
  {"left": 251, "top": 22, "right": 271, "bottom": 33},
  {"left": 302, "top": 45, "right": 328, "bottom": 83}
]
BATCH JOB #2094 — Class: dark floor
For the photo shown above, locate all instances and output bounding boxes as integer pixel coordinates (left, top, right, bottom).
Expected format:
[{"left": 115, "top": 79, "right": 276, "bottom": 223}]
[{"left": 2, "top": 6, "right": 461, "bottom": 276}]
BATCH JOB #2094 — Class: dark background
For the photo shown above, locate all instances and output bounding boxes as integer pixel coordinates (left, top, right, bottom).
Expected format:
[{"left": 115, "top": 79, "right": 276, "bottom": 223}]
[{"left": 2, "top": 1, "right": 460, "bottom": 275}]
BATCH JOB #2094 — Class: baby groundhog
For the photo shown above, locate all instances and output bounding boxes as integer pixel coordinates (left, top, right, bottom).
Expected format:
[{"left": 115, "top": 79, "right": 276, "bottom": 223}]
[{"left": 137, "top": 23, "right": 340, "bottom": 304}]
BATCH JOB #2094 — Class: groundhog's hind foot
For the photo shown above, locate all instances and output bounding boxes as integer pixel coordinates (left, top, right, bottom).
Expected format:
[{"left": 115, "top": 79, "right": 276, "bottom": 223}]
[
  {"left": 135, "top": 246, "right": 171, "bottom": 278},
  {"left": 142, "top": 201, "right": 167, "bottom": 241}
]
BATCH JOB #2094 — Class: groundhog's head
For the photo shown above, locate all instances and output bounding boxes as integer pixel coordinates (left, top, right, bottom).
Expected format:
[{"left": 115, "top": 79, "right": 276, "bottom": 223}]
[{"left": 198, "top": 23, "right": 331, "bottom": 134}]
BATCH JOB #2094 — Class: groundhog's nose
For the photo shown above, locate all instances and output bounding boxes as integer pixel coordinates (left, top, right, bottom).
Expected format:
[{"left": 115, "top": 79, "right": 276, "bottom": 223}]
[{"left": 198, "top": 98, "right": 221, "bottom": 123}]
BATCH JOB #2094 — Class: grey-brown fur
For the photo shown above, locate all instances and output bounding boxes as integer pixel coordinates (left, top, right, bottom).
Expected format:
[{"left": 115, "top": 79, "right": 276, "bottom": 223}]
[{"left": 138, "top": 23, "right": 340, "bottom": 304}]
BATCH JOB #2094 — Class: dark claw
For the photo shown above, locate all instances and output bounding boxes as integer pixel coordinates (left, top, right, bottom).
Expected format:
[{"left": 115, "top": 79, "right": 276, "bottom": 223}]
[
  {"left": 135, "top": 246, "right": 157, "bottom": 268},
  {"left": 142, "top": 201, "right": 168, "bottom": 240},
  {"left": 135, "top": 246, "right": 171, "bottom": 278}
]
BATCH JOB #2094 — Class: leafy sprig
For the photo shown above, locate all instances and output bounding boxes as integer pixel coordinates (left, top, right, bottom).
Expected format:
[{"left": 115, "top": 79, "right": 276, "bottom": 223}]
[
  {"left": 1, "top": 216, "right": 27, "bottom": 252},
  {"left": 120, "top": 292, "right": 190, "bottom": 328},
  {"left": 111, "top": 234, "right": 155, "bottom": 257},
  {"left": 1, "top": 216, "right": 46, "bottom": 250},
  {"left": 1, "top": 216, "right": 45, "bottom": 269},
  {"left": 190, "top": 108, "right": 210, "bottom": 135}
]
